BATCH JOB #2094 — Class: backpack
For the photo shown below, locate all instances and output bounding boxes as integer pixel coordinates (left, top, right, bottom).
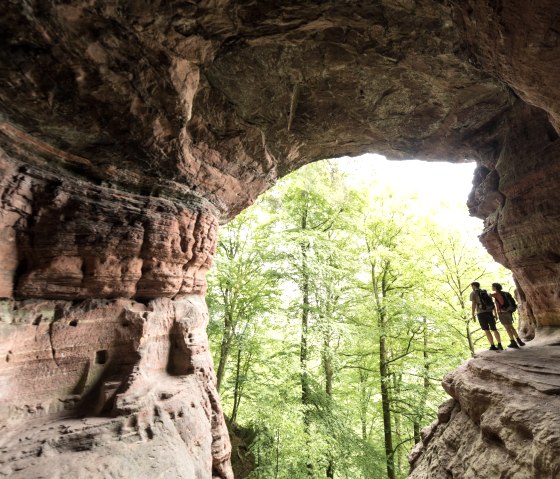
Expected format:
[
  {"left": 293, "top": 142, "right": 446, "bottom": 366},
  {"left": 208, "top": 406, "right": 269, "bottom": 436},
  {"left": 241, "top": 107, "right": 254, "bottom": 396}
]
[
  {"left": 477, "top": 289, "right": 494, "bottom": 312},
  {"left": 501, "top": 291, "right": 518, "bottom": 313}
]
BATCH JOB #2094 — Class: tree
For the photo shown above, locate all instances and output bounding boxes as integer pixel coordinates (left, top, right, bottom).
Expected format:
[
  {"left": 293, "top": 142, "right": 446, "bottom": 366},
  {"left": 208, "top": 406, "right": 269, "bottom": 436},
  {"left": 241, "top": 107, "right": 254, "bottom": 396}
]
[
  {"left": 266, "top": 161, "right": 353, "bottom": 477},
  {"left": 207, "top": 208, "right": 280, "bottom": 394},
  {"left": 424, "top": 227, "right": 510, "bottom": 358},
  {"left": 358, "top": 193, "right": 416, "bottom": 479}
]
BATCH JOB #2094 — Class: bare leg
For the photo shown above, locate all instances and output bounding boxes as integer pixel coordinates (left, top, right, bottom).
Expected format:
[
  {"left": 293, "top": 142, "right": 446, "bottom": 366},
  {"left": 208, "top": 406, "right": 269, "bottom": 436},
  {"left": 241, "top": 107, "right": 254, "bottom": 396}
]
[
  {"left": 484, "top": 330, "right": 495, "bottom": 345},
  {"left": 492, "top": 329, "right": 502, "bottom": 344},
  {"left": 508, "top": 324, "right": 524, "bottom": 342},
  {"left": 504, "top": 324, "right": 515, "bottom": 340}
]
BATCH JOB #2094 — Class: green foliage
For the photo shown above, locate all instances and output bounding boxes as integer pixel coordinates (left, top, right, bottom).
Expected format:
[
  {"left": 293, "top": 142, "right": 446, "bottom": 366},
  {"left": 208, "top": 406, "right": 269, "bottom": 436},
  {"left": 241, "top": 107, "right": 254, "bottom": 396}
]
[{"left": 206, "top": 161, "right": 512, "bottom": 478}]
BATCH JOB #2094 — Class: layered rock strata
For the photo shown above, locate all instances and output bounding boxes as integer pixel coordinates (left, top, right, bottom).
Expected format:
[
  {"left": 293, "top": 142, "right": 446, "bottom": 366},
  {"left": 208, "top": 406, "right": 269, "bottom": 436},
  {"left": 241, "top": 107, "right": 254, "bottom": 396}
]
[
  {"left": 409, "top": 330, "right": 560, "bottom": 478},
  {"left": 468, "top": 102, "right": 560, "bottom": 339},
  {"left": 451, "top": 0, "right": 560, "bottom": 338},
  {"left": 0, "top": 297, "right": 232, "bottom": 478},
  {"left": 0, "top": 0, "right": 516, "bottom": 217},
  {"left": 0, "top": 150, "right": 232, "bottom": 477},
  {"left": 0, "top": 152, "right": 217, "bottom": 300},
  {"left": 403, "top": 2, "right": 560, "bottom": 473}
]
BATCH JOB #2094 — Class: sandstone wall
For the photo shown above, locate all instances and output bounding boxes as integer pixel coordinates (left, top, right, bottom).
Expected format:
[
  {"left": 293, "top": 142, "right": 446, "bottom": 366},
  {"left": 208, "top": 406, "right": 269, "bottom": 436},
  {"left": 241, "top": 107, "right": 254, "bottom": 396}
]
[
  {"left": 0, "top": 296, "right": 232, "bottom": 478},
  {"left": 408, "top": 2, "right": 560, "bottom": 470},
  {"left": 467, "top": 103, "right": 560, "bottom": 338},
  {"left": 409, "top": 331, "right": 560, "bottom": 479},
  {"left": 0, "top": 152, "right": 217, "bottom": 301},
  {"left": 0, "top": 150, "right": 232, "bottom": 478}
]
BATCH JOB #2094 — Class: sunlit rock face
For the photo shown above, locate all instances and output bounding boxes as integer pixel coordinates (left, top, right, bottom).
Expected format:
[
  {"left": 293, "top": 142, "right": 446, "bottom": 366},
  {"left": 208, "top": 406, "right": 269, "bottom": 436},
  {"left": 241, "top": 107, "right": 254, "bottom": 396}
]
[{"left": 1, "top": 1, "right": 560, "bottom": 477}]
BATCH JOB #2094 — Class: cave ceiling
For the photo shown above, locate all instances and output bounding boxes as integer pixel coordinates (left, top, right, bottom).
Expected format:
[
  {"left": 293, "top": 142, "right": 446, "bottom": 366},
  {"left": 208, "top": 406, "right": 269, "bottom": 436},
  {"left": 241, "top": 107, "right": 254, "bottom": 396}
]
[{"left": 5, "top": 0, "right": 555, "bottom": 219}]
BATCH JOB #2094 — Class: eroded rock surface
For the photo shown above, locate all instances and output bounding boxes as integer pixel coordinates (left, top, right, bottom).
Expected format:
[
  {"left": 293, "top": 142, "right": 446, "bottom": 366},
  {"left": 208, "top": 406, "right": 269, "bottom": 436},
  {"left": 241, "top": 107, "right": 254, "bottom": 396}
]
[
  {"left": 0, "top": 297, "right": 232, "bottom": 478},
  {"left": 1, "top": 1, "right": 560, "bottom": 478},
  {"left": 409, "top": 330, "right": 560, "bottom": 479},
  {"left": 0, "top": 0, "right": 517, "bottom": 218},
  {"left": 0, "top": 153, "right": 218, "bottom": 300},
  {"left": 0, "top": 148, "right": 232, "bottom": 477},
  {"left": 468, "top": 102, "right": 560, "bottom": 338},
  {"left": 450, "top": 0, "right": 560, "bottom": 132}
]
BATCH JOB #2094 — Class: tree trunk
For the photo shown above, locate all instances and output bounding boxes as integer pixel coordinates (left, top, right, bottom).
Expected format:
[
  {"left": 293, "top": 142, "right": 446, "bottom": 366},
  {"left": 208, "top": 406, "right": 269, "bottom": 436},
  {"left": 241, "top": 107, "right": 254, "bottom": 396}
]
[
  {"left": 275, "top": 428, "right": 280, "bottom": 479},
  {"left": 323, "top": 336, "right": 334, "bottom": 478},
  {"left": 216, "top": 315, "right": 232, "bottom": 391},
  {"left": 379, "top": 332, "right": 395, "bottom": 479},
  {"left": 457, "top": 279, "right": 476, "bottom": 358},
  {"left": 231, "top": 347, "right": 243, "bottom": 422},
  {"left": 358, "top": 369, "right": 369, "bottom": 441},
  {"left": 413, "top": 315, "right": 431, "bottom": 445},
  {"left": 301, "top": 267, "right": 310, "bottom": 407},
  {"left": 466, "top": 321, "right": 475, "bottom": 357},
  {"left": 413, "top": 421, "right": 420, "bottom": 444},
  {"left": 369, "top": 254, "right": 395, "bottom": 479},
  {"left": 300, "top": 208, "right": 314, "bottom": 478}
]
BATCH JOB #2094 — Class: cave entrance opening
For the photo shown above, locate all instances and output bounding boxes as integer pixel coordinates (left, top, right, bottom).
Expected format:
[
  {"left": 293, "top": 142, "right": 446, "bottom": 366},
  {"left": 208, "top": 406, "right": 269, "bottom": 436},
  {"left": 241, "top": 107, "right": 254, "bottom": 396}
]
[{"left": 207, "top": 153, "right": 514, "bottom": 478}]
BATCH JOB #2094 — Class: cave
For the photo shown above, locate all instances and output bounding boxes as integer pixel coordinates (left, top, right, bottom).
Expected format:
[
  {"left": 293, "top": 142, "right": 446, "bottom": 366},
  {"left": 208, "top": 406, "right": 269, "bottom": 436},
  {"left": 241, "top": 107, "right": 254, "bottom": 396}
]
[{"left": 1, "top": 1, "right": 560, "bottom": 478}]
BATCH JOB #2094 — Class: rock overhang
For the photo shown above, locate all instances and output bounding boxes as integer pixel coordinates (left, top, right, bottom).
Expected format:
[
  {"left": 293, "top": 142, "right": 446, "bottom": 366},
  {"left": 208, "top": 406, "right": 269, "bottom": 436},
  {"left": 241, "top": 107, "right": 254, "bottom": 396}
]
[
  {"left": 1, "top": 1, "right": 559, "bottom": 328},
  {"left": 0, "top": 0, "right": 526, "bottom": 222}
]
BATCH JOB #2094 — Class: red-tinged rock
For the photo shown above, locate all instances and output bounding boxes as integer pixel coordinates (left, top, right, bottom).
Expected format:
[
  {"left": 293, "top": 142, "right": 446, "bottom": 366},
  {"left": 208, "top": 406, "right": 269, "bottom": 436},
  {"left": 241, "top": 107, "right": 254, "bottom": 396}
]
[
  {"left": 0, "top": 297, "right": 233, "bottom": 478},
  {"left": 0, "top": 155, "right": 218, "bottom": 301}
]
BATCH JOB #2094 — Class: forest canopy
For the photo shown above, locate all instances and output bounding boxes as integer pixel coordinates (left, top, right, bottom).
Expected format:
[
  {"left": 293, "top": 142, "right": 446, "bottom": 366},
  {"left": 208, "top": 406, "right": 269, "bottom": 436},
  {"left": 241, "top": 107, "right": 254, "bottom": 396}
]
[{"left": 206, "top": 159, "right": 512, "bottom": 479}]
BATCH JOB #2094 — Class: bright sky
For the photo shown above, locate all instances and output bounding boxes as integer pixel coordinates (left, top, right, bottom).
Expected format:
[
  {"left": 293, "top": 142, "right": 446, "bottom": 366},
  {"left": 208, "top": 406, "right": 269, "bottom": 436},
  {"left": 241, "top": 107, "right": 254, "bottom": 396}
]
[{"left": 334, "top": 153, "right": 482, "bottom": 233}]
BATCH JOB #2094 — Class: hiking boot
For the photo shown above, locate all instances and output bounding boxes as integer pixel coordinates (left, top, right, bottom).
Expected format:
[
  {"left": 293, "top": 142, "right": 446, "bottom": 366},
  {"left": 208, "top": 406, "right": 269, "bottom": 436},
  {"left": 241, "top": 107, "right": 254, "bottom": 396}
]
[
  {"left": 508, "top": 341, "right": 520, "bottom": 349},
  {"left": 516, "top": 338, "right": 526, "bottom": 346},
  {"left": 489, "top": 344, "right": 498, "bottom": 351},
  {"left": 497, "top": 343, "right": 504, "bottom": 350}
]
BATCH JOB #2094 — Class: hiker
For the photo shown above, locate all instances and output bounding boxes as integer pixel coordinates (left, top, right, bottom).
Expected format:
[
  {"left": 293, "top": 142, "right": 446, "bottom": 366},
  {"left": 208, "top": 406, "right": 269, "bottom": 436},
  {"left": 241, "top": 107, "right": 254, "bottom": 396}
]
[
  {"left": 470, "top": 282, "right": 503, "bottom": 351},
  {"left": 491, "top": 283, "right": 525, "bottom": 348}
]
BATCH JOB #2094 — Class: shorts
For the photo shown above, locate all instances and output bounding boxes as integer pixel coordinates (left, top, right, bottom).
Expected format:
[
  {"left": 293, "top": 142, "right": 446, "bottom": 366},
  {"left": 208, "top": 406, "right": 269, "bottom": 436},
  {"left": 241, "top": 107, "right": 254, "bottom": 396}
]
[
  {"left": 498, "top": 312, "right": 513, "bottom": 325},
  {"left": 477, "top": 311, "right": 497, "bottom": 331}
]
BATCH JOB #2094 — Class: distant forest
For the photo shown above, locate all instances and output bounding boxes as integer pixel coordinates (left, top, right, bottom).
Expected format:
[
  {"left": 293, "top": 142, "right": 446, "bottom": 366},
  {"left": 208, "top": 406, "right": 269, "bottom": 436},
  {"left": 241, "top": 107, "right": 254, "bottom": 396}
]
[{"left": 207, "top": 161, "right": 511, "bottom": 479}]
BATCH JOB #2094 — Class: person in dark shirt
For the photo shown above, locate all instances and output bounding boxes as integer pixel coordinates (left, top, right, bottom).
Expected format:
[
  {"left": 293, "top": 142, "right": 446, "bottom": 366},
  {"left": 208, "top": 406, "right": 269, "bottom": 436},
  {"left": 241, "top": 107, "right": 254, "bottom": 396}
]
[{"left": 470, "top": 281, "right": 503, "bottom": 351}]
